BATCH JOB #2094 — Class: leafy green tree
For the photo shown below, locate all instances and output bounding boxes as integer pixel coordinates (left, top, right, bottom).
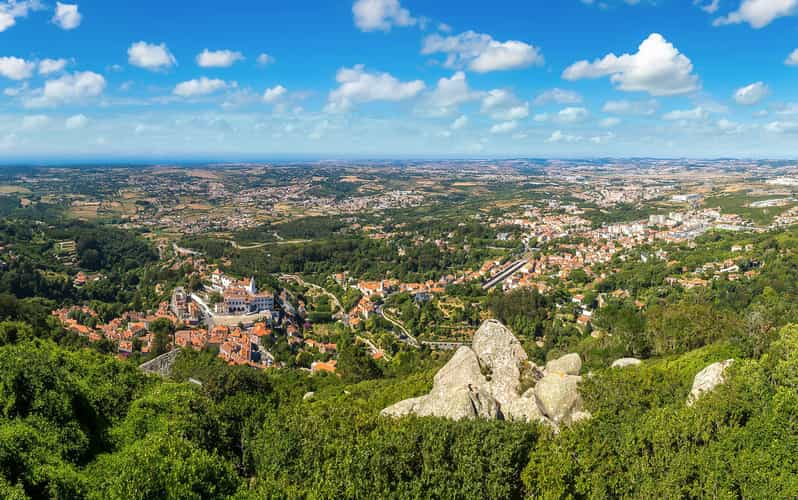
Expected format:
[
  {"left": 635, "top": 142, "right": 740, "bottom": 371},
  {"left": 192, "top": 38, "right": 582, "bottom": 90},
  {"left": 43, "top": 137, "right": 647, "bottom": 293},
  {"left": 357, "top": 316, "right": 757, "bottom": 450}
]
[{"left": 87, "top": 432, "right": 239, "bottom": 500}]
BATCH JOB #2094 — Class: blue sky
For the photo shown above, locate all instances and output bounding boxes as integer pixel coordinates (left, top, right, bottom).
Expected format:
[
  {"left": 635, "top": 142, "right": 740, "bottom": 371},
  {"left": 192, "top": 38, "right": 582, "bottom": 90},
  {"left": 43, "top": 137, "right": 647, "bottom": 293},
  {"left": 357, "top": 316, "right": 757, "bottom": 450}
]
[{"left": 1, "top": 0, "right": 798, "bottom": 160}]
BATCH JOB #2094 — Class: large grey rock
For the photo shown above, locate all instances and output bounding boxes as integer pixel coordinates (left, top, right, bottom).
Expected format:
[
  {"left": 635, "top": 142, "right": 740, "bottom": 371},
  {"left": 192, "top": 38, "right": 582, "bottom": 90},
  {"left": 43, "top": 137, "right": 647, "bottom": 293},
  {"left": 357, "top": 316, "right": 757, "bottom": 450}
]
[
  {"left": 503, "top": 389, "right": 547, "bottom": 424},
  {"left": 534, "top": 373, "right": 583, "bottom": 424},
  {"left": 381, "top": 320, "right": 590, "bottom": 427},
  {"left": 611, "top": 357, "right": 642, "bottom": 369},
  {"left": 381, "top": 396, "right": 428, "bottom": 418},
  {"left": 545, "top": 353, "right": 582, "bottom": 375},
  {"left": 472, "top": 320, "right": 528, "bottom": 406},
  {"left": 688, "top": 359, "right": 734, "bottom": 406},
  {"left": 380, "top": 385, "right": 500, "bottom": 421},
  {"left": 380, "top": 345, "right": 495, "bottom": 421},
  {"left": 433, "top": 346, "right": 487, "bottom": 391}
]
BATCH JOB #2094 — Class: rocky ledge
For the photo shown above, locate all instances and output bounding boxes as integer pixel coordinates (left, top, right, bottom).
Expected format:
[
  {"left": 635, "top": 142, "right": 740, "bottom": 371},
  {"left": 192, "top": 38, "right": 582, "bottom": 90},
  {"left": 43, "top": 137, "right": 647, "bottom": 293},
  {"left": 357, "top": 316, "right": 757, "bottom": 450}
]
[{"left": 381, "top": 320, "right": 590, "bottom": 429}]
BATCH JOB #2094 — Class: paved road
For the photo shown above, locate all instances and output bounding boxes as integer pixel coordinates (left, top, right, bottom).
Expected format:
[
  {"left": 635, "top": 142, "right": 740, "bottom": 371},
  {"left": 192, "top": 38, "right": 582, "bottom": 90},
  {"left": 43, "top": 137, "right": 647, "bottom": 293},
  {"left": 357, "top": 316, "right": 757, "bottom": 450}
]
[
  {"left": 356, "top": 336, "right": 389, "bottom": 360},
  {"left": 379, "top": 306, "right": 420, "bottom": 348},
  {"left": 231, "top": 240, "right": 270, "bottom": 250},
  {"left": 280, "top": 274, "right": 343, "bottom": 313},
  {"left": 172, "top": 243, "right": 203, "bottom": 257}
]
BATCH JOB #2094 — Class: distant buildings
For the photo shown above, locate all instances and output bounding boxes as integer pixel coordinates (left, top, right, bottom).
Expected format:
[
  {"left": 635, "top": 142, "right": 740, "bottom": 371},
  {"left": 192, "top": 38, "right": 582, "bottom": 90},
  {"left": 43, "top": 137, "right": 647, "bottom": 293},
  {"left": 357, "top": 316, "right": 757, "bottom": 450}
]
[
  {"left": 171, "top": 287, "right": 201, "bottom": 324},
  {"left": 209, "top": 270, "right": 274, "bottom": 315}
]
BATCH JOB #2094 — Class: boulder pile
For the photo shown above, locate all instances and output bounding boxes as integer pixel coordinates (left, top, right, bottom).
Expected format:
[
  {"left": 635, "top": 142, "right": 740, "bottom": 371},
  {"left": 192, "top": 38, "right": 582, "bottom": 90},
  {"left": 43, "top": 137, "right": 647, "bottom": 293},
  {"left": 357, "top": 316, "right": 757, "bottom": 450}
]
[{"left": 381, "top": 320, "right": 590, "bottom": 429}]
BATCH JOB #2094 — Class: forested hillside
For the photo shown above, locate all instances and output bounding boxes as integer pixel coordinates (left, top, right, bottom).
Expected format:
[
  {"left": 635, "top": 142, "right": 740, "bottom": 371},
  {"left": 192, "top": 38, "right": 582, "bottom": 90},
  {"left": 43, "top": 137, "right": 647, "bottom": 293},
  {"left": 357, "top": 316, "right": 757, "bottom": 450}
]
[{"left": 3, "top": 305, "right": 798, "bottom": 498}]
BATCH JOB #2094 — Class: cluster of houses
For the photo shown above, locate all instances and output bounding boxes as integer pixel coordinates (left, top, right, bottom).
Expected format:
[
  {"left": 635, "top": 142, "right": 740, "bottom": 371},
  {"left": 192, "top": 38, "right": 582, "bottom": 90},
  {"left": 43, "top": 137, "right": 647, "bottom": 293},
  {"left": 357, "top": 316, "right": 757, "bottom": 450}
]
[{"left": 52, "top": 302, "right": 178, "bottom": 355}]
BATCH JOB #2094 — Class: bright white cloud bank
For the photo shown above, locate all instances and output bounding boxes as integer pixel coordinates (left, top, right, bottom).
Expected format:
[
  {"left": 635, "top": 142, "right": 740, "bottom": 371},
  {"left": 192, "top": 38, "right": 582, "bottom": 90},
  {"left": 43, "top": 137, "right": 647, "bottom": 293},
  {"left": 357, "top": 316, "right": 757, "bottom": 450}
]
[
  {"left": 534, "top": 88, "right": 582, "bottom": 105},
  {"left": 196, "top": 49, "right": 244, "bottom": 68},
  {"left": 0, "top": 0, "right": 40, "bottom": 32},
  {"left": 714, "top": 0, "right": 798, "bottom": 28},
  {"left": 421, "top": 71, "right": 480, "bottom": 116},
  {"left": 0, "top": 56, "right": 35, "bottom": 80},
  {"left": 128, "top": 42, "right": 177, "bottom": 71},
  {"left": 734, "top": 81, "right": 769, "bottom": 105},
  {"left": 25, "top": 71, "right": 105, "bottom": 107},
  {"left": 173, "top": 77, "right": 230, "bottom": 97},
  {"left": 603, "top": 99, "right": 659, "bottom": 115},
  {"left": 663, "top": 106, "right": 710, "bottom": 121},
  {"left": 52, "top": 2, "right": 81, "bottom": 30},
  {"left": 326, "top": 65, "right": 425, "bottom": 112},
  {"left": 38, "top": 58, "right": 67, "bottom": 75},
  {"left": 563, "top": 33, "right": 699, "bottom": 96},
  {"left": 352, "top": 0, "right": 415, "bottom": 32},
  {"left": 263, "top": 85, "right": 287, "bottom": 103},
  {"left": 480, "top": 89, "right": 529, "bottom": 121},
  {"left": 422, "top": 31, "right": 543, "bottom": 73}
]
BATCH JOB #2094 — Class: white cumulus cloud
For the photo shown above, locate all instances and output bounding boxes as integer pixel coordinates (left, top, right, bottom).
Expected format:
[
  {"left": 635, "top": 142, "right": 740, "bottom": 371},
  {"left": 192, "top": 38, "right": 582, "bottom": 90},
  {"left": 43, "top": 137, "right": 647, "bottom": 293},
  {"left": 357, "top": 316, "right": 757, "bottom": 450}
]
[
  {"left": 714, "top": 0, "right": 797, "bottom": 28},
  {"left": 421, "top": 71, "right": 480, "bottom": 116},
  {"left": 173, "top": 77, "right": 230, "bottom": 97},
  {"left": 480, "top": 89, "right": 529, "bottom": 121},
  {"left": 325, "top": 64, "right": 425, "bottom": 113},
  {"left": 196, "top": 49, "right": 244, "bottom": 68},
  {"left": 0, "top": 56, "right": 35, "bottom": 80},
  {"left": 490, "top": 121, "right": 518, "bottom": 134},
  {"left": 422, "top": 30, "right": 543, "bottom": 73},
  {"left": 734, "top": 81, "right": 769, "bottom": 105},
  {"left": 534, "top": 88, "right": 582, "bottom": 105},
  {"left": 257, "top": 53, "right": 275, "bottom": 66},
  {"left": 786, "top": 49, "right": 798, "bottom": 66},
  {"left": 663, "top": 106, "right": 710, "bottom": 121},
  {"left": 24, "top": 71, "right": 105, "bottom": 107},
  {"left": 451, "top": 115, "right": 468, "bottom": 130},
  {"left": 546, "top": 130, "right": 582, "bottom": 143},
  {"left": 52, "top": 2, "right": 81, "bottom": 30},
  {"left": 0, "top": 0, "right": 41, "bottom": 33},
  {"left": 694, "top": 0, "right": 721, "bottom": 13},
  {"left": 38, "top": 58, "right": 67, "bottom": 75},
  {"left": 128, "top": 41, "right": 176, "bottom": 71},
  {"left": 352, "top": 0, "right": 415, "bottom": 32},
  {"left": 602, "top": 99, "right": 658, "bottom": 115},
  {"left": 563, "top": 33, "right": 699, "bottom": 96},
  {"left": 263, "top": 85, "right": 287, "bottom": 103},
  {"left": 557, "top": 106, "right": 590, "bottom": 123}
]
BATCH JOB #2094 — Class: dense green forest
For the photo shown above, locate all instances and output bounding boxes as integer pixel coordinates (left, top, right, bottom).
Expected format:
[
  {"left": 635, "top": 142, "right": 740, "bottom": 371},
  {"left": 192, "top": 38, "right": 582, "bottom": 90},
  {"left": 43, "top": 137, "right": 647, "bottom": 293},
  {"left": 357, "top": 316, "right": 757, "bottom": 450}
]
[{"left": 3, "top": 299, "right": 798, "bottom": 498}]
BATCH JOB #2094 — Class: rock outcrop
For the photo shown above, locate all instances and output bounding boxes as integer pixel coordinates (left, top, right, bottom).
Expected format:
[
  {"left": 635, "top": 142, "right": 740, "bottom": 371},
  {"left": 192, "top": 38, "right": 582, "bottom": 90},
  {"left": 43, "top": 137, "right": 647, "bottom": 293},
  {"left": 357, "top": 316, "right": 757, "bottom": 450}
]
[
  {"left": 471, "top": 320, "right": 528, "bottom": 406},
  {"left": 503, "top": 389, "right": 546, "bottom": 424},
  {"left": 534, "top": 373, "right": 585, "bottom": 424},
  {"left": 611, "top": 357, "right": 642, "bottom": 369},
  {"left": 545, "top": 353, "right": 582, "bottom": 376},
  {"left": 688, "top": 359, "right": 734, "bottom": 406},
  {"left": 381, "top": 320, "right": 590, "bottom": 428},
  {"left": 381, "top": 346, "right": 501, "bottom": 421}
]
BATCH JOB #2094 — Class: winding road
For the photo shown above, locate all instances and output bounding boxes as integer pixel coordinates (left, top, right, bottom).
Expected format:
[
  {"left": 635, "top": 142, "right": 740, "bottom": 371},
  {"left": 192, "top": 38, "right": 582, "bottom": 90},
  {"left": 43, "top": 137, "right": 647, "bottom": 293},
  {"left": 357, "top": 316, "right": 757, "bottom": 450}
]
[
  {"left": 280, "top": 274, "right": 343, "bottom": 314},
  {"left": 379, "top": 307, "right": 420, "bottom": 348}
]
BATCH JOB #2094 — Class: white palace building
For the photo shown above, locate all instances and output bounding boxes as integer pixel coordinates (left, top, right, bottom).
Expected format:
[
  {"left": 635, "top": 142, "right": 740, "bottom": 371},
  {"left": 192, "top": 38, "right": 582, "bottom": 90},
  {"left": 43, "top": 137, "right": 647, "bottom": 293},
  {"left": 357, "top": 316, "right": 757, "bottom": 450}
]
[{"left": 209, "top": 270, "right": 274, "bottom": 315}]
